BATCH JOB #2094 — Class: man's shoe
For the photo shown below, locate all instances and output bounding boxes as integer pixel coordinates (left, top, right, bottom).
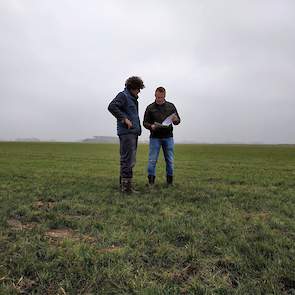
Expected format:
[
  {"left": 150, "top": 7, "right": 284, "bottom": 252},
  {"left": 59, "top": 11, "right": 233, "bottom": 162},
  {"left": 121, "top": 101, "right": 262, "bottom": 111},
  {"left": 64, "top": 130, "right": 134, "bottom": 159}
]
[
  {"left": 166, "top": 175, "right": 173, "bottom": 186},
  {"left": 148, "top": 175, "right": 155, "bottom": 185}
]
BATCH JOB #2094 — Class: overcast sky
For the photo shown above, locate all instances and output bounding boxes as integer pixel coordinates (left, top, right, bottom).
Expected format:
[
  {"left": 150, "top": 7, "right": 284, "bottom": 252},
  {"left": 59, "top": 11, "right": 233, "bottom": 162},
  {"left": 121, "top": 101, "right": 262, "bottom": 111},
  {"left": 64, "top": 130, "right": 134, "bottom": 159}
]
[{"left": 1, "top": 0, "right": 294, "bottom": 143}]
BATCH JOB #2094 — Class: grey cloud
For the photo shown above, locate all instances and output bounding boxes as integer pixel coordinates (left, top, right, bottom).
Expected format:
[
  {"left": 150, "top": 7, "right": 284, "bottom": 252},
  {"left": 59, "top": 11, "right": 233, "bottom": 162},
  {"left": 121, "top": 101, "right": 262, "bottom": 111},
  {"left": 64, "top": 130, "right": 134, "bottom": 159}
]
[{"left": 1, "top": 0, "right": 294, "bottom": 143}]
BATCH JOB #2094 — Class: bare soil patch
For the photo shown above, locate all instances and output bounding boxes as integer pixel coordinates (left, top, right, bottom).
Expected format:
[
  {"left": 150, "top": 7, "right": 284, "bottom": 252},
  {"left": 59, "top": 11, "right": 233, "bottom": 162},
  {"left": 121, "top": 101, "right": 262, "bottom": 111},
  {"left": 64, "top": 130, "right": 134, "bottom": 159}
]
[
  {"left": 7, "top": 218, "right": 37, "bottom": 231},
  {"left": 12, "top": 276, "right": 37, "bottom": 294},
  {"left": 33, "top": 200, "right": 55, "bottom": 210},
  {"left": 45, "top": 228, "right": 76, "bottom": 239},
  {"left": 45, "top": 228, "right": 97, "bottom": 245}
]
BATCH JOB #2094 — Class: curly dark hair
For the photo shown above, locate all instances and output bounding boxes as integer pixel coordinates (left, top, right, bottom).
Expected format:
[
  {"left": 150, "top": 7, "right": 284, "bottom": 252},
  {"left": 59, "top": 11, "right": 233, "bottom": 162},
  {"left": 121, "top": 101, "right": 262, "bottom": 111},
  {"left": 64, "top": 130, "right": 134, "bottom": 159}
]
[{"left": 125, "top": 76, "right": 145, "bottom": 91}]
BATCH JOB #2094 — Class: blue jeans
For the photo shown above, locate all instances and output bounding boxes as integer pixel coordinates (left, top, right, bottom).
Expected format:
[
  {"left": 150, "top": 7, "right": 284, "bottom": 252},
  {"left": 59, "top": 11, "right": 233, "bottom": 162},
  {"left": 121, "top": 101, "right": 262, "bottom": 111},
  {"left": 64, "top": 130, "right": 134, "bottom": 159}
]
[{"left": 148, "top": 137, "right": 174, "bottom": 177}]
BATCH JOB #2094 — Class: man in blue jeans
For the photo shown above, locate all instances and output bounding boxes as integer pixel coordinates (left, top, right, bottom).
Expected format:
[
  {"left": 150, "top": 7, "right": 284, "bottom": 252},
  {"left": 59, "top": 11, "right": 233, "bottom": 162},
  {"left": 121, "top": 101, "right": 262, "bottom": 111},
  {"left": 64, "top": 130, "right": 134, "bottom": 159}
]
[
  {"left": 108, "top": 76, "right": 145, "bottom": 193},
  {"left": 143, "top": 87, "right": 181, "bottom": 185}
]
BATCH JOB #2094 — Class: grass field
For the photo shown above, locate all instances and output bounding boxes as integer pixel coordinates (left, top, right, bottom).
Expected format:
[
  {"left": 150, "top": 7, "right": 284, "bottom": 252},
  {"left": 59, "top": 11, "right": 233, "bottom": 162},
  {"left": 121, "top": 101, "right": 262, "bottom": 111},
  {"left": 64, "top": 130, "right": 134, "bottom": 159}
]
[{"left": 0, "top": 142, "right": 294, "bottom": 294}]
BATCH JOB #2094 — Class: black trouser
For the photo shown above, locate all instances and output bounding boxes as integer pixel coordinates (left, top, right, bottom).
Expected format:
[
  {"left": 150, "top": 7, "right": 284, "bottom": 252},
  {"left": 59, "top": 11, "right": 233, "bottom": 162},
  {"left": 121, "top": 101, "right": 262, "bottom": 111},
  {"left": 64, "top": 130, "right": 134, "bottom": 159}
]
[{"left": 119, "top": 134, "right": 138, "bottom": 178}]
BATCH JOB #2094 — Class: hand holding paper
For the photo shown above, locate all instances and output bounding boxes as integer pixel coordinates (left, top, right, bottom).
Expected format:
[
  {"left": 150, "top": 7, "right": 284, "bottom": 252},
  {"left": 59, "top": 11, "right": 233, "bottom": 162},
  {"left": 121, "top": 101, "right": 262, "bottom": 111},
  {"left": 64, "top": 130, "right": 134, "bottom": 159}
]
[
  {"left": 162, "top": 113, "right": 176, "bottom": 126},
  {"left": 171, "top": 114, "right": 179, "bottom": 124}
]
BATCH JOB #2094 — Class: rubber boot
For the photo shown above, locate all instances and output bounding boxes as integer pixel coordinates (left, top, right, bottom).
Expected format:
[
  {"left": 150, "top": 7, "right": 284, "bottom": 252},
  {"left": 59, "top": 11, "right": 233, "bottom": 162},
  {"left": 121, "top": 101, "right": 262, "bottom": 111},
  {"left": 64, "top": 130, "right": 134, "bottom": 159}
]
[
  {"left": 167, "top": 175, "right": 173, "bottom": 186},
  {"left": 121, "top": 177, "right": 132, "bottom": 194},
  {"left": 148, "top": 175, "right": 155, "bottom": 185},
  {"left": 121, "top": 178, "right": 139, "bottom": 194}
]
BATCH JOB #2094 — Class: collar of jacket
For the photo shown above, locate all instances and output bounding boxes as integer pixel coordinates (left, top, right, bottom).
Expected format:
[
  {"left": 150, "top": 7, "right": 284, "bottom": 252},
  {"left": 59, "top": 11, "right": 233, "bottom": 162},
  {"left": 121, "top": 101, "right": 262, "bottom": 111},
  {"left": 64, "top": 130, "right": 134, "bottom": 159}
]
[
  {"left": 124, "top": 88, "right": 138, "bottom": 101},
  {"left": 155, "top": 101, "right": 166, "bottom": 107}
]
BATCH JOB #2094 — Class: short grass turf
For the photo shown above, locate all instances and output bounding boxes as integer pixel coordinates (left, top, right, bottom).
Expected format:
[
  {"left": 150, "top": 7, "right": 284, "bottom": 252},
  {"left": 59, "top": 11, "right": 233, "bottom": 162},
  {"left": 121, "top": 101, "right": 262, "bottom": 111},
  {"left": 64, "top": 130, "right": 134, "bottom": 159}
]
[{"left": 0, "top": 142, "right": 294, "bottom": 294}]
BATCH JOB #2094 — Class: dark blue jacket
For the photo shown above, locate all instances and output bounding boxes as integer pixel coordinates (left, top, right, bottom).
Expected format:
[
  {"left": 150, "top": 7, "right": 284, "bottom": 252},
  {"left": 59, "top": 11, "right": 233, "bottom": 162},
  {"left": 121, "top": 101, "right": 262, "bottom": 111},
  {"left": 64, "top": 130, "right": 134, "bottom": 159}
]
[{"left": 108, "top": 88, "right": 142, "bottom": 136}]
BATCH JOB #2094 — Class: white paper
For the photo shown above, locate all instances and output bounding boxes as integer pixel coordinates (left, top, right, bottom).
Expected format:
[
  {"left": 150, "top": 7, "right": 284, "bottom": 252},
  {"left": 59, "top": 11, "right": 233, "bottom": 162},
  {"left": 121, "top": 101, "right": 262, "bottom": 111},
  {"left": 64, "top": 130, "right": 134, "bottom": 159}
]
[{"left": 162, "top": 113, "right": 176, "bottom": 126}]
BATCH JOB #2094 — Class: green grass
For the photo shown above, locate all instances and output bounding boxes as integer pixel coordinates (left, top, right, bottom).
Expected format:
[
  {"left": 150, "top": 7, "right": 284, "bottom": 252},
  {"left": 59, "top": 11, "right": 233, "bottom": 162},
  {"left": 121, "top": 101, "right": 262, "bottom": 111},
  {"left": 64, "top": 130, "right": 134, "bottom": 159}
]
[{"left": 0, "top": 142, "right": 294, "bottom": 294}]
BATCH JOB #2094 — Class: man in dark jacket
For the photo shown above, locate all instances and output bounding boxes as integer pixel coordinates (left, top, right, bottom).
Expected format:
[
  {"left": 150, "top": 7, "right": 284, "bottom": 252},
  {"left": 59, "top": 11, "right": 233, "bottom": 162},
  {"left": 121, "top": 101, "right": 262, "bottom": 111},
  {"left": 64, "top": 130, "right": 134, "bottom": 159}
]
[
  {"left": 143, "top": 87, "right": 180, "bottom": 186},
  {"left": 108, "top": 76, "right": 145, "bottom": 193}
]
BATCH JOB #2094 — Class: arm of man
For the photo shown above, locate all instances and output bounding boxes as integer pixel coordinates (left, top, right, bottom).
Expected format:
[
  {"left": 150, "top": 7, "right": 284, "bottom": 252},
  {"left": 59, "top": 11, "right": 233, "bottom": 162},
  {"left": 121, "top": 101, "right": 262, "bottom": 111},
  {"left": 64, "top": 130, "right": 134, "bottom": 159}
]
[
  {"left": 108, "top": 93, "right": 133, "bottom": 129},
  {"left": 143, "top": 106, "right": 156, "bottom": 130},
  {"left": 108, "top": 92, "right": 128, "bottom": 121},
  {"left": 172, "top": 104, "right": 181, "bottom": 125}
]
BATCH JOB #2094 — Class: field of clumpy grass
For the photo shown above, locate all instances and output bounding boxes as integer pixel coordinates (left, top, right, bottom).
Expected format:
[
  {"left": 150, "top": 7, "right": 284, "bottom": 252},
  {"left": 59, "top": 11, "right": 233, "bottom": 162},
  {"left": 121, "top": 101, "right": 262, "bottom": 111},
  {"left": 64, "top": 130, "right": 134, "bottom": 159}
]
[{"left": 0, "top": 142, "right": 294, "bottom": 294}]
